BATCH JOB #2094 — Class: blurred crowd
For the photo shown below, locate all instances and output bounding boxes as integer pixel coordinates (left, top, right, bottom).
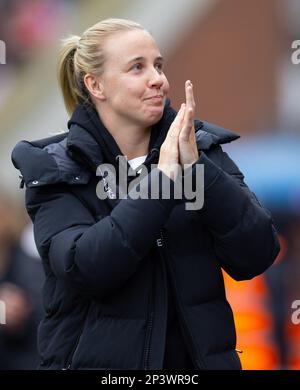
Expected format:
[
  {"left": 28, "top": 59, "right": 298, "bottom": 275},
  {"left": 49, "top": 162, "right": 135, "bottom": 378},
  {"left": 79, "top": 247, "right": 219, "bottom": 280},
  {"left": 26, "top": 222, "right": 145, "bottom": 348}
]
[
  {"left": 0, "top": 0, "right": 73, "bottom": 105},
  {"left": 0, "top": 0, "right": 71, "bottom": 65},
  {"left": 0, "top": 192, "right": 44, "bottom": 369}
]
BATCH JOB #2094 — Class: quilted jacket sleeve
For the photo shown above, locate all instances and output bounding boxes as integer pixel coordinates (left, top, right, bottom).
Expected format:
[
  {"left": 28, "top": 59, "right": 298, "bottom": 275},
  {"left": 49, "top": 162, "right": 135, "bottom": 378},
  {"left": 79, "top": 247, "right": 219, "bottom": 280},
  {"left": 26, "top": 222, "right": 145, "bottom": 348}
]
[
  {"left": 188, "top": 145, "right": 280, "bottom": 281},
  {"left": 25, "top": 168, "right": 180, "bottom": 298}
]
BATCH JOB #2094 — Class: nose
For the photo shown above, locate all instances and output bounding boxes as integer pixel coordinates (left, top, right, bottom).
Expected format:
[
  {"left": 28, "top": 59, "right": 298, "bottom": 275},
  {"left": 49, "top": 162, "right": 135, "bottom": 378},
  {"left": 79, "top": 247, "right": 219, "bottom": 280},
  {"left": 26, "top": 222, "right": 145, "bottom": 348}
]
[{"left": 147, "top": 68, "right": 164, "bottom": 89}]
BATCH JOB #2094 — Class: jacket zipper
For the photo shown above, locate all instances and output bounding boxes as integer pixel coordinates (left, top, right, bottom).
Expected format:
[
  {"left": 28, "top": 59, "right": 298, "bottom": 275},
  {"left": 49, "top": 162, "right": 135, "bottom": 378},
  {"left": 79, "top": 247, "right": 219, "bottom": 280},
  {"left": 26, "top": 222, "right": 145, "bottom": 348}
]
[
  {"left": 63, "top": 303, "right": 91, "bottom": 370},
  {"left": 159, "top": 228, "right": 206, "bottom": 370},
  {"left": 63, "top": 334, "right": 81, "bottom": 370},
  {"left": 143, "top": 265, "right": 155, "bottom": 370},
  {"left": 143, "top": 310, "right": 154, "bottom": 370}
]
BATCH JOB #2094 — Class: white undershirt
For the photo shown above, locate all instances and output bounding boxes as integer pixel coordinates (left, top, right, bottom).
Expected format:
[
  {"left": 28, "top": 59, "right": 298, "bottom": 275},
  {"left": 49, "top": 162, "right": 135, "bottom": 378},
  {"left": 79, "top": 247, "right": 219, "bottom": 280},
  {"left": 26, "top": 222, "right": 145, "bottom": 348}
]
[{"left": 127, "top": 155, "right": 147, "bottom": 171}]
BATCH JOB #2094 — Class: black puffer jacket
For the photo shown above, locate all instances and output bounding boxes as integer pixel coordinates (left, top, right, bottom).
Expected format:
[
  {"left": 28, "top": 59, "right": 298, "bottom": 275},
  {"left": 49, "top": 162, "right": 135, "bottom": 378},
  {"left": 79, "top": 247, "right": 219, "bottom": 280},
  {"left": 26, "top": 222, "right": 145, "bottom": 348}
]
[{"left": 11, "top": 102, "right": 280, "bottom": 370}]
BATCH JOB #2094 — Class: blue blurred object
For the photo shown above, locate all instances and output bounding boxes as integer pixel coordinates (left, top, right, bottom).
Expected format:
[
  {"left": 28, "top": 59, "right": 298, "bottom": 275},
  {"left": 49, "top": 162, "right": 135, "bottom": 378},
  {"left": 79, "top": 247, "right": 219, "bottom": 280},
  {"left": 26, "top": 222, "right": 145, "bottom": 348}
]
[{"left": 223, "top": 134, "right": 300, "bottom": 213}]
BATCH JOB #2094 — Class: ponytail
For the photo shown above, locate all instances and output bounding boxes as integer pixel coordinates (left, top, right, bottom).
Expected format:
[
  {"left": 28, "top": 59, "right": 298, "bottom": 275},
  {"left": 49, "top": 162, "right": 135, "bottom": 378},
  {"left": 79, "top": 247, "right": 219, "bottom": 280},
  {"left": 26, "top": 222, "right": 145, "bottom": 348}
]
[{"left": 57, "top": 35, "right": 81, "bottom": 115}]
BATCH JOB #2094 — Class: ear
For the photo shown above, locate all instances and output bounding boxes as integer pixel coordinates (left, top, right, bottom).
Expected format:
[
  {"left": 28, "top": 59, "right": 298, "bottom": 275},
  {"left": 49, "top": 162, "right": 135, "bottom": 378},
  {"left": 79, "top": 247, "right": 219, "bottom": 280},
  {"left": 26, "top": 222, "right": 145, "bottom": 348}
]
[{"left": 84, "top": 73, "right": 105, "bottom": 100}]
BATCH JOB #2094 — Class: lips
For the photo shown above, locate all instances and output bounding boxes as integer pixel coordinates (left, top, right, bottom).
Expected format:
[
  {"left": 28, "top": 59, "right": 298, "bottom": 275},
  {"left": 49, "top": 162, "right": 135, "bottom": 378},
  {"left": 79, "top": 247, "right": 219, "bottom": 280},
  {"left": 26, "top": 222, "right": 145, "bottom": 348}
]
[
  {"left": 145, "top": 95, "right": 163, "bottom": 101},
  {"left": 145, "top": 95, "right": 163, "bottom": 102}
]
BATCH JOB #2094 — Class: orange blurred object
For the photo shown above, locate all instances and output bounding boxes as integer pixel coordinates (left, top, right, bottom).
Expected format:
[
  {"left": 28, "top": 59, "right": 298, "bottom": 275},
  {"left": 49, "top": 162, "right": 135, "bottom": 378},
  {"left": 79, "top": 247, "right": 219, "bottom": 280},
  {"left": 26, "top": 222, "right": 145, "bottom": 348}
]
[{"left": 223, "top": 272, "right": 279, "bottom": 369}]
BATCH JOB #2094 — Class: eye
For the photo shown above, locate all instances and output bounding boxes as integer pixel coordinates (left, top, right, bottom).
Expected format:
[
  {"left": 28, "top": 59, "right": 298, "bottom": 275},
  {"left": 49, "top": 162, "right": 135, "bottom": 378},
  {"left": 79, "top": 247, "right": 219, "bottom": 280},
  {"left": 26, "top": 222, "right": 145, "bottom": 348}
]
[
  {"left": 131, "top": 63, "right": 143, "bottom": 71},
  {"left": 155, "top": 63, "right": 163, "bottom": 71}
]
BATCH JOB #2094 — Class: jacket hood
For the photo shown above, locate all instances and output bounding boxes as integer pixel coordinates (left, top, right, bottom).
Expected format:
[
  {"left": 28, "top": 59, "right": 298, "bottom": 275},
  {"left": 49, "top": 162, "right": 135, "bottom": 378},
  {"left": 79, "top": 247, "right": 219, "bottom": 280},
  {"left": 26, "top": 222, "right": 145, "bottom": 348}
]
[
  {"left": 66, "top": 100, "right": 182, "bottom": 171},
  {"left": 12, "top": 100, "right": 240, "bottom": 189}
]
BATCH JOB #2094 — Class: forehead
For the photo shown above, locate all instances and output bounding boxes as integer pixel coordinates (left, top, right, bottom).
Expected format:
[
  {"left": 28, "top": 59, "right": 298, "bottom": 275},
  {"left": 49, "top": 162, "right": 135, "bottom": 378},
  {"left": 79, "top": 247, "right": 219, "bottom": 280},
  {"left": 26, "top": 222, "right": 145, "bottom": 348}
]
[{"left": 103, "top": 29, "right": 161, "bottom": 63}]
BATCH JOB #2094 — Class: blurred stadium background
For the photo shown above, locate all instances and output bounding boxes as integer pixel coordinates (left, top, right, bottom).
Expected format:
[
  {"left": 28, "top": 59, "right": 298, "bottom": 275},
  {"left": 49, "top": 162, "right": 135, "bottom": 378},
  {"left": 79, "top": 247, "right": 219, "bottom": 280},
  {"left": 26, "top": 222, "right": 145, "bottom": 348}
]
[{"left": 0, "top": 0, "right": 300, "bottom": 370}]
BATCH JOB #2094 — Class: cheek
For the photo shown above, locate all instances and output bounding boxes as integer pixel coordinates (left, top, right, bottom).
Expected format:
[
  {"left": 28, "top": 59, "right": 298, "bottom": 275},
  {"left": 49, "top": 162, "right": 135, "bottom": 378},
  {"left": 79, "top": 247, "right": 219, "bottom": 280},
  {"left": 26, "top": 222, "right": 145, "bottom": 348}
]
[
  {"left": 126, "top": 85, "right": 140, "bottom": 96},
  {"left": 117, "top": 87, "right": 139, "bottom": 110},
  {"left": 124, "top": 85, "right": 145, "bottom": 107}
]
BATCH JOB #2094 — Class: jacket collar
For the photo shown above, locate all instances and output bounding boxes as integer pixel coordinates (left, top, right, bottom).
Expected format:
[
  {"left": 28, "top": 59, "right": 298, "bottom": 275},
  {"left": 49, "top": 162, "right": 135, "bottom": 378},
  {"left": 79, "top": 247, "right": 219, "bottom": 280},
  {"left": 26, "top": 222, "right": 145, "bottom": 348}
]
[
  {"left": 66, "top": 101, "right": 240, "bottom": 172},
  {"left": 66, "top": 100, "right": 177, "bottom": 172},
  {"left": 12, "top": 101, "right": 240, "bottom": 189}
]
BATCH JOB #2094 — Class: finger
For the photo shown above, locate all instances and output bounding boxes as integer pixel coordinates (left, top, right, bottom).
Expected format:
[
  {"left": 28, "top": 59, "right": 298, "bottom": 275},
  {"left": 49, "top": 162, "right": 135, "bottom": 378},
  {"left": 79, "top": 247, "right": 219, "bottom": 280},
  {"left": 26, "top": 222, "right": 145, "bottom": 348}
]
[
  {"left": 181, "top": 81, "right": 195, "bottom": 135},
  {"left": 175, "top": 103, "right": 186, "bottom": 125},
  {"left": 168, "top": 103, "right": 185, "bottom": 138},
  {"left": 167, "top": 104, "right": 186, "bottom": 163},
  {"left": 180, "top": 107, "right": 194, "bottom": 141},
  {"left": 185, "top": 80, "right": 195, "bottom": 109}
]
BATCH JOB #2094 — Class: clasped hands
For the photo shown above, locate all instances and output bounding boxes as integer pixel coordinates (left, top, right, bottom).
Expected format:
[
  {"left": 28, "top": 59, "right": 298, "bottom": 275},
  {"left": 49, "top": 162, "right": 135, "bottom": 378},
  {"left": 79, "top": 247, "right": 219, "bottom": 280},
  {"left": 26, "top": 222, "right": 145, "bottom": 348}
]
[{"left": 158, "top": 80, "right": 200, "bottom": 181}]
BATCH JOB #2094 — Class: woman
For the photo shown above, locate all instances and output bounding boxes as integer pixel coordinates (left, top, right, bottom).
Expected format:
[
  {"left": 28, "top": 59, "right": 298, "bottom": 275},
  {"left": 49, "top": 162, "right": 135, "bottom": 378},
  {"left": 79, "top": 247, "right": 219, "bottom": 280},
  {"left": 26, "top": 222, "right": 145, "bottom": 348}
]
[{"left": 12, "top": 18, "right": 280, "bottom": 370}]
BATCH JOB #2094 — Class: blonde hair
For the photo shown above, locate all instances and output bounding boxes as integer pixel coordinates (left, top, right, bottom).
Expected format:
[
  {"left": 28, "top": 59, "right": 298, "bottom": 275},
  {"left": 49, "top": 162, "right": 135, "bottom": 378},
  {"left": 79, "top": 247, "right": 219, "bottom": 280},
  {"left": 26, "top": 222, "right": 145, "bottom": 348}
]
[{"left": 58, "top": 18, "right": 144, "bottom": 115}]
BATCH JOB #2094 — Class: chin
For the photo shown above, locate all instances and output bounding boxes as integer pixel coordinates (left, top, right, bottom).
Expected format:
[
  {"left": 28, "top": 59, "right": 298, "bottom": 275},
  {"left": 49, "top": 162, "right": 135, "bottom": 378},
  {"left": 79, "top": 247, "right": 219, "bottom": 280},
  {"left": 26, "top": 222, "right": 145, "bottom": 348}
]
[
  {"left": 135, "top": 105, "right": 164, "bottom": 127},
  {"left": 147, "top": 107, "right": 164, "bottom": 121},
  {"left": 146, "top": 112, "right": 164, "bottom": 126}
]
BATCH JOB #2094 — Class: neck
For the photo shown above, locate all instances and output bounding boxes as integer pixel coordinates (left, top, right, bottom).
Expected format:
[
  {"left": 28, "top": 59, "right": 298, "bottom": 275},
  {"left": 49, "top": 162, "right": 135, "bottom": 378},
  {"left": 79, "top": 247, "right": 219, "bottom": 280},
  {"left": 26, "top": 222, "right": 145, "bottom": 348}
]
[
  {"left": 95, "top": 106, "right": 151, "bottom": 161},
  {"left": 115, "top": 130, "right": 150, "bottom": 161}
]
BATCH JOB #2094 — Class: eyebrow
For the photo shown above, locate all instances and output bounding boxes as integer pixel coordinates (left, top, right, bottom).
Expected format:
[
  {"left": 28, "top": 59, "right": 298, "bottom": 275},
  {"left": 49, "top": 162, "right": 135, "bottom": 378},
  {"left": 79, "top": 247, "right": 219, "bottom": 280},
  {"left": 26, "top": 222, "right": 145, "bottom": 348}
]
[{"left": 126, "top": 56, "right": 164, "bottom": 65}]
